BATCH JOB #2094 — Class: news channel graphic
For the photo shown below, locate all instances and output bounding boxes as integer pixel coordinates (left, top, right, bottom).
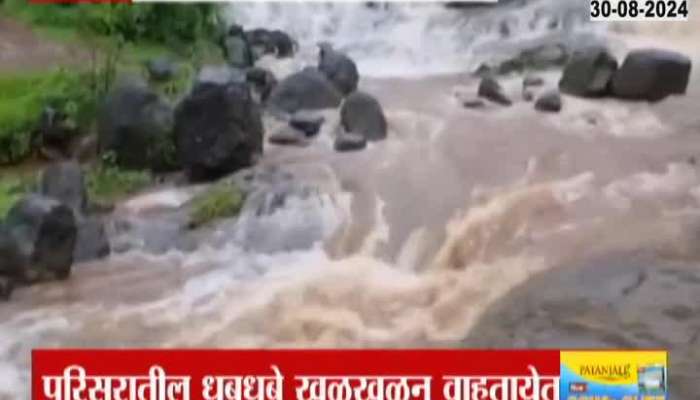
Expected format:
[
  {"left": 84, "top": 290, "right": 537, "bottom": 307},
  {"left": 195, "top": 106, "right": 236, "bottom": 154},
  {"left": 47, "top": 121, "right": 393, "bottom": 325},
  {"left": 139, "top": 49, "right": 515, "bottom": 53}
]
[
  {"left": 561, "top": 351, "right": 668, "bottom": 400},
  {"left": 32, "top": 349, "right": 668, "bottom": 400},
  {"left": 590, "top": 0, "right": 689, "bottom": 20}
]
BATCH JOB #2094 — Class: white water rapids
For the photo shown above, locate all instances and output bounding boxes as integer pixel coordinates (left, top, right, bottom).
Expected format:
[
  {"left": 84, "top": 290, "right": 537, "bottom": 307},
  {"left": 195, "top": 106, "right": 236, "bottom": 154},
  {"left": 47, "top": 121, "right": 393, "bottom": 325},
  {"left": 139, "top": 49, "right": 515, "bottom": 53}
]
[{"left": 2, "top": 1, "right": 700, "bottom": 399}]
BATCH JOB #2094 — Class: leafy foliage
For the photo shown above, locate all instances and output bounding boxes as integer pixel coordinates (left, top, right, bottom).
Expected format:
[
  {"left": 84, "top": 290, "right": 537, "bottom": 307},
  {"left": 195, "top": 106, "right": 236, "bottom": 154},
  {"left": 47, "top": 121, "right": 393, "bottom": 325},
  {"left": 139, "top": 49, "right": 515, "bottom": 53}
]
[
  {"left": 0, "top": 174, "right": 37, "bottom": 219},
  {"left": 86, "top": 153, "right": 151, "bottom": 205},
  {"left": 189, "top": 184, "right": 245, "bottom": 228},
  {"left": 3, "top": 2, "right": 222, "bottom": 48},
  {"left": 0, "top": 70, "right": 95, "bottom": 165}
]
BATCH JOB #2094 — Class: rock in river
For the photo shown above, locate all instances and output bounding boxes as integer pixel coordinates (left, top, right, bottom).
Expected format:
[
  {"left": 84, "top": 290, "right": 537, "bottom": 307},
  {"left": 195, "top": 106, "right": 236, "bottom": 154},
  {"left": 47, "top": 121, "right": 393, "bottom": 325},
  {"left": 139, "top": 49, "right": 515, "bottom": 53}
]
[
  {"left": 40, "top": 161, "right": 87, "bottom": 213},
  {"left": 318, "top": 44, "right": 360, "bottom": 96},
  {"left": 611, "top": 49, "right": 692, "bottom": 101},
  {"left": 535, "top": 89, "right": 562, "bottom": 113},
  {"left": 0, "top": 195, "right": 77, "bottom": 283},
  {"left": 340, "top": 91, "right": 388, "bottom": 141},
  {"left": 267, "top": 68, "right": 343, "bottom": 114},
  {"left": 98, "top": 85, "right": 178, "bottom": 172},
  {"left": 175, "top": 80, "right": 264, "bottom": 182},
  {"left": 478, "top": 76, "right": 512, "bottom": 106},
  {"left": 559, "top": 46, "right": 618, "bottom": 97}
]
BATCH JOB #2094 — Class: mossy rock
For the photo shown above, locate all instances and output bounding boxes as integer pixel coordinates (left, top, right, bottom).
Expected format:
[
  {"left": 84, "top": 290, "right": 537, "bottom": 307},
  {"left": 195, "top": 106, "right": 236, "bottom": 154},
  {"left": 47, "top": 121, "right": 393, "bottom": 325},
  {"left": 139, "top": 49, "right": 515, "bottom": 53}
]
[{"left": 188, "top": 183, "right": 244, "bottom": 228}]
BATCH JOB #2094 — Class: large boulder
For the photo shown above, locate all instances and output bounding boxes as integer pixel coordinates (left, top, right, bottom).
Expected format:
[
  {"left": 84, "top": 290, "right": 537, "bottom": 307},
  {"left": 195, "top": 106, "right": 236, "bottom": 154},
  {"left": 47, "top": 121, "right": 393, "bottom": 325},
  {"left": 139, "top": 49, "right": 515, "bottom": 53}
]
[
  {"left": 478, "top": 77, "right": 512, "bottom": 106},
  {"left": 611, "top": 49, "right": 692, "bottom": 101},
  {"left": 340, "top": 91, "right": 388, "bottom": 141},
  {"left": 1, "top": 195, "right": 77, "bottom": 283},
  {"left": 98, "top": 85, "right": 178, "bottom": 172},
  {"left": 335, "top": 132, "right": 367, "bottom": 152},
  {"left": 0, "top": 229, "right": 23, "bottom": 293},
  {"left": 559, "top": 46, "right": 618, "bottom": 97},
  {"left": 318, "top": 45, "right": 360, "bottom": 95},
  {"left": 267, "top": 68, "right": 343, "bottom": 114},
  {"left": 0, "top": 274, "right": 12, "bottom": 301},
  {"left": 40, "top": 161, "right": 86, "bottom": 213},
  {"left": 175, "top": 81, "right": 264, "bottom": 182}
]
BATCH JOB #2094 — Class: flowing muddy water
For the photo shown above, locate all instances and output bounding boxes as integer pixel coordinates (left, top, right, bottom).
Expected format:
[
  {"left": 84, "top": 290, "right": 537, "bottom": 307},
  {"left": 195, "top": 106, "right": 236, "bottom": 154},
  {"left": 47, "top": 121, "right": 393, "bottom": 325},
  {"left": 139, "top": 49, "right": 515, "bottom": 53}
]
[{"left": 2, "top": 1, "right": 700, "bottom": 398}]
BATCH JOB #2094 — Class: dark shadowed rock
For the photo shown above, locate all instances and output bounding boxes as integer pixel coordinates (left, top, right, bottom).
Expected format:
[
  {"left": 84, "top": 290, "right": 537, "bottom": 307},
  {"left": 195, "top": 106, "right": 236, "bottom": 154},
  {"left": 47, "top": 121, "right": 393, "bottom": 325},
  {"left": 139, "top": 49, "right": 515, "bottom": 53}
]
[
  {"left": 611, "top": 49, "right": 692, "bottom": 101},
  {"left": 335, "top": 132, "right": 367, "bottom": 152},
  {"left": 341, "top": 91, "right": 388, "bottom": 141},
  {"left": 1, "top": 195, "right": 77, "bottom": 282},
  {"left": 535, "top": 89, "right": 562, "bottom": 112},
  {"left": 463, "top": 98, "right": 487, "bottom": 109},
  {"left": 290, "top": 113, "right": 325, "bottom": 137},
  {"left": 0, "top": 275, "right": 12, "bottom": 301},
  {"left": 318, "top": 45, "right": 360, "bottom": 95},
  {"left": 0, "top": 229, "right": 24, "bottom": 288},
  {"left": 98, "top": 85, "right": 178, "bottom": 172},
  {"left": 38, "top": 106, "right": 75, "bottom": 160},
  {"left": 175, "top": 81, "right": 264, "bottom": 182},
  {"left": 40, "top": 161, "right": 86, "bottom": 213},
  {"left": 246, "top": 67, "right": 277, "bottom": 103},
  {"left": 74, "top": 216, "right": 110, "bottom": 263},
  {"left": 478, "top": 77, "right": 512, "bottom": 106},
  {"left": 269, "top": 30, "right": 296, "bottom": 58},
  {"left": 559, "top": 46, "right": 618, "bottom": 97},
  {"left": 268, "top": 68, "right": 343, "bottom": 114},
  {"left": 464, "top": 254, "right": 700, "bottom": 399},
  {"left": 244, "top": 28, "right": 296, "bottom": 59},
  {"left": 268, "top": 128, "right": 308, "bottom": 147}
]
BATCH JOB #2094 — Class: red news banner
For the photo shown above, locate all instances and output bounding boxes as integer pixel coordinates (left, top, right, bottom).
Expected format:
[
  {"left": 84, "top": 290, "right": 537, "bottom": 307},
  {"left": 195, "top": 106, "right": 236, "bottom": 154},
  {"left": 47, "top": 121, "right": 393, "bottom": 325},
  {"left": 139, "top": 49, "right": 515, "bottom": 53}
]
[{"left": 33, "top": 350, "right": 560, "bottom": 400}]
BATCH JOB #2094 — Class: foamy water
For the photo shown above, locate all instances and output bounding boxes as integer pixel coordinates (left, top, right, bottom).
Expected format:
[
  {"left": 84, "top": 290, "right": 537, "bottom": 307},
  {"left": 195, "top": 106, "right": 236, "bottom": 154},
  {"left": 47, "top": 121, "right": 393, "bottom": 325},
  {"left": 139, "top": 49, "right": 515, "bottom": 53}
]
[{"left": 2, "top": 2, "right": 700, "bottom": 399}]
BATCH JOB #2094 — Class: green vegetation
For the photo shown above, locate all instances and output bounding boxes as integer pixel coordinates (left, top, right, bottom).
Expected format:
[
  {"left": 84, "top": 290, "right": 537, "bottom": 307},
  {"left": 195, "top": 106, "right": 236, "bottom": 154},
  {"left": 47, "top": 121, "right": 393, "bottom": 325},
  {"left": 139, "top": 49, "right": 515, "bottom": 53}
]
[
  {"left": 2, "top": 2, "right": 222, "bottom": 48},
  {"left": 189, "top": 183, "right": 245, "bottom": 228},
  {"left": 0, "top": 173, "right": 37, "bottom": 218},
  {"left": 86, "top": 154, "right": 151, "bottom": 205},
  {"left": 0, "top": 70, "right": 95, "bottom": 165}
]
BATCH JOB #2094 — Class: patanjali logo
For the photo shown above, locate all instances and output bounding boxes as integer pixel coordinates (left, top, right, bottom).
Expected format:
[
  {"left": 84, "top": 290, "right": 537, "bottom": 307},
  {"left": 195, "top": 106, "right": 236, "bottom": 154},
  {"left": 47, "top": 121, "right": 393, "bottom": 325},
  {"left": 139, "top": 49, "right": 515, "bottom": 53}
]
[{"left": 579, "top": 363, "right": 632, "bottom": 382}]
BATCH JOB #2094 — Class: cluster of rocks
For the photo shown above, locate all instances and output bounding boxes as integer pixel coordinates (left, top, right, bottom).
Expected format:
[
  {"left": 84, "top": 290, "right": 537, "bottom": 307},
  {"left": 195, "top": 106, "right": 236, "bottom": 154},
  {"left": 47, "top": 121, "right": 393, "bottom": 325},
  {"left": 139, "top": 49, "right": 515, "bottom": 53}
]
[
  {"left": 560, "top": 46, "right": 692, "bottom": 102},
  {"left": 0, "top": 161, "right": 110, "bottom": 300},
  {"left": 461, "top": 45, "right": 691, "bottom": 115}
]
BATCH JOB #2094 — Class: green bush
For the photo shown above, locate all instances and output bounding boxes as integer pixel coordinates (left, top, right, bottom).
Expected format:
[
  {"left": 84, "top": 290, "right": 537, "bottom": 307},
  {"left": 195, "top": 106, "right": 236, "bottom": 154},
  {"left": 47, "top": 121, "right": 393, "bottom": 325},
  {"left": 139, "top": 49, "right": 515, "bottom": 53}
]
[
  {"left": 0, "top": 70, "right": 94, "bottom": 165},
  {"left": 86, "top": 154, "right": 151, "bottom": 205},
  {"left": 3, "top": 2, "right": 222, "bottom": 48},
  {"left": 0, "top": 174, "right": 37, "bottom": 219},
  {"left": 189, "top": 183, "right": 244, "bottom": 228}
]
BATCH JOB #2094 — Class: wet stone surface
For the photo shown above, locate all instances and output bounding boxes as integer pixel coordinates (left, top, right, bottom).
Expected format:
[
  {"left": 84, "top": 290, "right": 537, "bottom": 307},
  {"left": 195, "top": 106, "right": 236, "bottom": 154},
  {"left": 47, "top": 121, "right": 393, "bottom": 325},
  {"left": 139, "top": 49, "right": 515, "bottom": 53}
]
[{"left": 464, "top": 252, "right": 700, "bottom": 399}]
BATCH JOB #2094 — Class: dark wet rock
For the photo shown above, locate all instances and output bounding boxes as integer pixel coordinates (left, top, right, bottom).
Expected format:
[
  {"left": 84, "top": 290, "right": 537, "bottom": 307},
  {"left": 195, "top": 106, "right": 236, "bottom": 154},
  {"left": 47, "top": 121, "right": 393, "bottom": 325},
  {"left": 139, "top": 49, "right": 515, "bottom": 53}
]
[
  {"left": 476, "top": 43, "right": 569, "bottom": 76},
  {"left": 335, "top": 132, "right": 367, "bottom": 152},
  {"left": 267, "top": 68, "right": 343, "bottom": 114},
  {"left": 464, "top": 254, "right": 700, "bottom": 399},
  {"left": 523, "top": 75, "right": 545, "bottom": 88},
  {"left": 462, "top": 98, "right": 487, "bottom": 109},
  {"left": 0, "top": 229, "right": 24, "bottom": 286},
  {"left": 98, "top": 85, "right": 178, "bottom": 172},
  {"left": 196, "top": 65, "right": 246, "bottom": 86},
  {"left": 268, "top": 129, "right": 308, "bottom": 147},
  {"left": 290, "top": 113, "right": 325, "bottom": 137},
  {"left": 246, "top": 67, "right": 277, "bottom": 103},
  {"left": 74, "top": 216, "right": 110, "bottom": 263},
  {"left": 478, "top": 77, "right": 512, "bottom": 106},
  {"left": 611, "top": 49, "right": 692, "bottom": 101},
  {"left": 1, "top": 195, "right": 77, "bottom": 283},
  {"left": 318, "top": 44, "right": 360, "bottom": 96},
  {"left": 341, "top": 91, "right": 387, "bottom": 141},
  {"left": 0, "top": 275, "right": 13, "bottom": 301},
  {"left": 244, "top": 28, "right": 296, "bottom": 59},
  {"left": 535, "top": 89, "right": 562, "bottom": 112},
  {"left": 40, "top": 161, "right": 86, "bottom": 213},
  {"left": 37, "top": 106, "right": 76, "bottom": 160},
  {"left": 559, "top": 46, "right": 618, "bottom": 97},
  {"left": 223, "top": 24, "right": 254, "bottom": 68},
  {"left": 175, "top": 80, "right": 264, "bottom": 182},
  {"left": 146, "top": 57, "right": 178, "bottom": 82}
]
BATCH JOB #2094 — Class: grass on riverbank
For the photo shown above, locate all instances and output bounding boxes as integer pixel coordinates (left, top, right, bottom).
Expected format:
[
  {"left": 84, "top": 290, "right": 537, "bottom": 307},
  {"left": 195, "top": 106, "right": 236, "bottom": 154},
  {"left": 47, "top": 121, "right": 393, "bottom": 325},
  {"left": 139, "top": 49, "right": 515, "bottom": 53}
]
[{"left": 189, "top": 183, "right": 245, "bottom": 228}]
